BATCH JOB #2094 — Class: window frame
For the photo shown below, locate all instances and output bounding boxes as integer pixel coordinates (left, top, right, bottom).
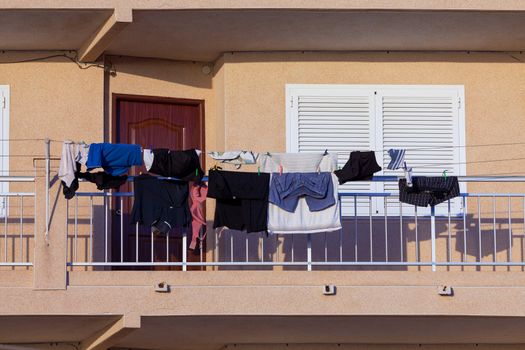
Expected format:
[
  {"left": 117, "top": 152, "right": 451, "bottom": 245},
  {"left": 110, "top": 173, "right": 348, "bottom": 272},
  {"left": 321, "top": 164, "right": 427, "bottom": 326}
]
[{"left": 285, "top": 84, "right": 467, "bottom": 216}]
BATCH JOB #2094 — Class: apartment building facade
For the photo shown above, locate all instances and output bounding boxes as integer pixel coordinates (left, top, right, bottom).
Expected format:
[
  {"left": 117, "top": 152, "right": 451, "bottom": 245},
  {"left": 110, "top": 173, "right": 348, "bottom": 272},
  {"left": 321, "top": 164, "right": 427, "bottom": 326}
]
[{"left": 2, "top": 1, "right": 525, "bottom": 349}]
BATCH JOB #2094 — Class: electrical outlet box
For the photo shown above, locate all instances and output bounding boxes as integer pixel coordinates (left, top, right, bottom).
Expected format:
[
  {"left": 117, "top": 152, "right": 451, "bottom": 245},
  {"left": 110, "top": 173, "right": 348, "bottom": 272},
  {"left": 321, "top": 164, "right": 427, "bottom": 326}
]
[
  {"left": 155, "top": 282, "right": 170, "bottom": 293},
  {"left": 438, "top": 285, "right": 453, "bottom": 296},
  {"left": 323, "top": 284, "right": 336, "bottom": 295}
]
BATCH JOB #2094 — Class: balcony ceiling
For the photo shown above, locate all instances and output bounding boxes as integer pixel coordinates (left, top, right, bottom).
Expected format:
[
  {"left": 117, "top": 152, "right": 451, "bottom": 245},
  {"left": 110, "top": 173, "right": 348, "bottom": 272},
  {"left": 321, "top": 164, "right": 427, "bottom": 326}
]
[
  {"left": 114, "top": 315, "right": 525, "bottom": 349},
  {"left": 3, "top": 315, "right": 525, "bottom": 349},
  {"left": 1, "top": 7, "right": 525, "bottom": 61},
  {"left": 105, "top": 10, "right": 525, "bottom": 61}
]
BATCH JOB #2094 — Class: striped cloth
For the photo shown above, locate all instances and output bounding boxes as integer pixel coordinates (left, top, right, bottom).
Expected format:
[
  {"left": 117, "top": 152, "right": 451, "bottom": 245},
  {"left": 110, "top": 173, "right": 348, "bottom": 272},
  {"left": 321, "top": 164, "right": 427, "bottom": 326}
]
[
  {"left": 399, "top": 176, "right": 460, "bottom": 207},
  {"left": 387, "top": 149, "right": 406, "bottom": 170}
]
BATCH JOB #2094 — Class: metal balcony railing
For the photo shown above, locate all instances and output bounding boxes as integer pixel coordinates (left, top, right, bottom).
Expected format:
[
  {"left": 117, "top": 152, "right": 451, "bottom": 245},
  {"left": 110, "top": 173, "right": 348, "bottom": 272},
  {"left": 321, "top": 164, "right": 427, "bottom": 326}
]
[
  {"left": 0, "top": 176, "right": 37, "bottom": 268},
  {"left": 65, "top": 176, "right": 525, "bottom": 271}
]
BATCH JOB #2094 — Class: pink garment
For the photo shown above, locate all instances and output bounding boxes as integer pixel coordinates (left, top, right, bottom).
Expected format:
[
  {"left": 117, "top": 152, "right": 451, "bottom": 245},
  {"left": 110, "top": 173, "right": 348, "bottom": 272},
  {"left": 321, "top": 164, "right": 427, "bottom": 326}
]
[{"left": 189, "top": 182, "right": 208, "bottom": 250}]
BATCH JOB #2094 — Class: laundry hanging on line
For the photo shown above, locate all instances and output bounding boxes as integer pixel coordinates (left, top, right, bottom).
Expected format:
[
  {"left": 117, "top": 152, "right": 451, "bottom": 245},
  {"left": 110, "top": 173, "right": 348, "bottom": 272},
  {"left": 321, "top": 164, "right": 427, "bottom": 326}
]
[
  {"left": 86, "top": 143, "right": 143, "bottom": 176},
  {"left": 387, "top": 149, "right": 406, "bottom": 170},
  {"left": 334, "top": 151, "right": 382, "bottom": 184},
  {"left": 259, "top": 152, "right": 341, "bottom": 234},
  {"left": 189, "top": 182, "right": 208, "bottom": 250},
  {"left": 148, "top": 149, "right": 204, "bottom": 182},
  {"left": 207, "top": 169, "right": 270, "bottom": 233},
  {"left": 398, "top": 176, "right": 460, "bottom": 207},
  {"left": 269, "top": 172, "right": 335, "bottom": 213},
  {"left": 208, "top": 151, "right": 258, "bottom": 168},
  {"left": 130, "top": 174, "right": 191, "bottom": 235},
  {"left": 57, "top": 138, "right": 467, "bottom": 241}
]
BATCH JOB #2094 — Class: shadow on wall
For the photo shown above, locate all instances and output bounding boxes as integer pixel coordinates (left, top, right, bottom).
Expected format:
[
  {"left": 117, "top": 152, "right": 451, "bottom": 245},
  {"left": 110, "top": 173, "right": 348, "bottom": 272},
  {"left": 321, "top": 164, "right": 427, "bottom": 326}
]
[
  {"left": 217, "top": 51, "right": 525, "bottom": 65},
  {"left": 210, "top": 213, "right": 525, "bottom": 272},
  {"left": 64, "top": 195, "right": 525, "bottom": 272},
  {"left": 106, "top": 55, "right": 212, "bottom": 89}
]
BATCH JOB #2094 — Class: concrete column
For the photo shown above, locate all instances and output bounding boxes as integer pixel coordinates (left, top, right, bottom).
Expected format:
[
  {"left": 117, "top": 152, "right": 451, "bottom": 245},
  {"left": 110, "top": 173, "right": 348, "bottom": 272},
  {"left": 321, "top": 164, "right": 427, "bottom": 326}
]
[{"left": 33, "top": 158, "right": 67, "bottom": 290}]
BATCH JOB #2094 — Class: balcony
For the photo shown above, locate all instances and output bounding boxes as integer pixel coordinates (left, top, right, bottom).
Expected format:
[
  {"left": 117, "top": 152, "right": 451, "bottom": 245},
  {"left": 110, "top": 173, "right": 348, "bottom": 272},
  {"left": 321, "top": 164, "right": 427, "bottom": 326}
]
[
  {"left": 0, "top": 143, "right": 523, "bottom": 276},
  {"left": 64, "top": 176, "right": 525, "bottom": 272}
]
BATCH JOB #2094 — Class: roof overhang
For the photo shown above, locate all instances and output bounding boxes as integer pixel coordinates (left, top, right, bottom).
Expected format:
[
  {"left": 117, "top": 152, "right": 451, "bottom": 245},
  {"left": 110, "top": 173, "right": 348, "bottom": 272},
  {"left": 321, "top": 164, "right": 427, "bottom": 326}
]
[{"left": 1, "top": 3, "right": 525, "bottom": 62}]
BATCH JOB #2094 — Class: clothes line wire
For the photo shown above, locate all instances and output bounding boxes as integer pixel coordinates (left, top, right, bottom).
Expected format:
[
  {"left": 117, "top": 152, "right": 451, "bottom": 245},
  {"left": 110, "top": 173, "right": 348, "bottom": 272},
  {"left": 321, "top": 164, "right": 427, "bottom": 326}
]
[
  {"left": 48, "top": 138, "right": 525, "bottom": 151},
  {"left": 0, "top": 138, "right": 49, "bottom": 142},
  {"left": 393, "top": 156, "right": 525, "bottom": 169},
  {"left": 0, "top": 52, "right": 108, "bottom": 71}
]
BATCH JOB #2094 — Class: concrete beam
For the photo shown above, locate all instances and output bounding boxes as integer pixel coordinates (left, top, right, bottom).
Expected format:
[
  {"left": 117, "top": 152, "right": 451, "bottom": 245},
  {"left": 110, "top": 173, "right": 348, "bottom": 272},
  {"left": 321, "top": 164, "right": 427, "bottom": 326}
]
[
  {"left": 77, "top": 7, "right": 132, "bottom": 62},
  {"left": 80, "top": 313, "right": 141, "bottom": 350}
]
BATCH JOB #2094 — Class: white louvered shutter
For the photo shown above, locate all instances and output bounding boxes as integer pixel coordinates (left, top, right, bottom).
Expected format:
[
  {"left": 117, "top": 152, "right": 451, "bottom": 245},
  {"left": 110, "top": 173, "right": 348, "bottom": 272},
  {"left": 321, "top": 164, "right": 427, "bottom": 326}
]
[
  {"left": 288, "top": 87, "right": 379, "bottom": 216},
  {"left": 287, "top": 85, "right": 466, "bottom": 217},
  {"left": 378, "top": 88, "right": 464, "bottom": 216}
]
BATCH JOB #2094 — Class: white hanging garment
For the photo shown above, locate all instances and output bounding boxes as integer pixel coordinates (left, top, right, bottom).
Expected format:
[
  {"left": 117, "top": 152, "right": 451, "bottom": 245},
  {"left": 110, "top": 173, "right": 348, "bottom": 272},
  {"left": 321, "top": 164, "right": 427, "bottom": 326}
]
[
  {"left": 58, "top": 140, "right": 77, "bottom": 187},
  {"left": 75, "top": 143, "right": 90, "bottom": 165},
  {"left": 143, "top": 149, "right": 154, "bottom": 171},
  {"left": 259, "top": 152, "right": 341, "bottom": 234},
  {"left": 209, "top": 151, "right": 258, "bottom": 168}
]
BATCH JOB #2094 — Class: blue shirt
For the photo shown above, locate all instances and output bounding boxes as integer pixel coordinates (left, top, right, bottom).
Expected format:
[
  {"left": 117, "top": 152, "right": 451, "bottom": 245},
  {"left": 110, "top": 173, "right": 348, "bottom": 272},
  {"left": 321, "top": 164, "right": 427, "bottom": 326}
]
[{"left": 87, "top": 143, "right": 143, "bottom": 176}]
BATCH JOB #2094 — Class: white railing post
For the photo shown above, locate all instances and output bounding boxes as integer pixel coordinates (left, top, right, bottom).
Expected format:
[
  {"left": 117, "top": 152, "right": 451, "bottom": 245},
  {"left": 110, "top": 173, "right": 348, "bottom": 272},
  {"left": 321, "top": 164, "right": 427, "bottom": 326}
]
[
  {"left": 431, "top": 205, "right": 437, "bottom": 272},
  {"left": 307, "top": 234, "right": 312, "bottom": 271},
  {"left": 182, "top": 231, "right": 187, "bottom": 271}
]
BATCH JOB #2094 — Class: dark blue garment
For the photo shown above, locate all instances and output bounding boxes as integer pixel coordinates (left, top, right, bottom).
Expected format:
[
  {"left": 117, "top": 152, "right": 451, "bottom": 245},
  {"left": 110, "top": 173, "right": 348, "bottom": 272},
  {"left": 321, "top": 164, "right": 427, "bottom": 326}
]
[
  {"left": 86, "top": 143, "right": 142, "bottom": 176},
  {"left": 269, "top": 172, "right": 335, "bottom": 213},
  {"left": 399, "top": 176, "right": 460, "bottom": 207}
]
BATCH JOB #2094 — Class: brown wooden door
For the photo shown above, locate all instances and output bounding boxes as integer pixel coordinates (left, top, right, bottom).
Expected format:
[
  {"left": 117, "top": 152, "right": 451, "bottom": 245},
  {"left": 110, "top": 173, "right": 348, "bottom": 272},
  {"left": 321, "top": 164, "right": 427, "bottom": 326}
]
[{"left": 112, "top": 94, "right": 205, "bottom": 269}]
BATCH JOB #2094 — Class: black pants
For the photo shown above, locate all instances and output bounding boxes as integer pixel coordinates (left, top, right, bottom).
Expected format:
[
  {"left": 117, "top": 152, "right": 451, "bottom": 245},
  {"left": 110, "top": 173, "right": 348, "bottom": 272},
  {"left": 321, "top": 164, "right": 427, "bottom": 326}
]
[
  {"left": 207, "top": 170, "right": 270, "bottom": 233},
  {"left": 130, "top": 174, "right": 190, "bottom": 233},
  {"left": 334, "top": 151, "right": 382, "bottom": 184},
  {"left": 399, "top": 176, "right": 460, "bottom": 207}
]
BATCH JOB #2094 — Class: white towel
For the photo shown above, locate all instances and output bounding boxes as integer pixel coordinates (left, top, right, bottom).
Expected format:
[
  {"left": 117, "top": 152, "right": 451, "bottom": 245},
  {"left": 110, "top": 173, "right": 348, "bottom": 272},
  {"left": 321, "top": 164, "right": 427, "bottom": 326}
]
[
  {"left": 58, "top": 141, "right": 77, "bottom": 187},
  {"left": 259, "top": 152, "right": 341, "bottom": 234}
]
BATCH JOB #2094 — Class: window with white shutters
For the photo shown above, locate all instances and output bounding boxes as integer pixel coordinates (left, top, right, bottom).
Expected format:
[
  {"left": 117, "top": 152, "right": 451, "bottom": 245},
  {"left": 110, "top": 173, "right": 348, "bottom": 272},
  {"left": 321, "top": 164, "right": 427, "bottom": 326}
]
[{"left": 286, "top": 84, "right": 466, "bottom": 216}]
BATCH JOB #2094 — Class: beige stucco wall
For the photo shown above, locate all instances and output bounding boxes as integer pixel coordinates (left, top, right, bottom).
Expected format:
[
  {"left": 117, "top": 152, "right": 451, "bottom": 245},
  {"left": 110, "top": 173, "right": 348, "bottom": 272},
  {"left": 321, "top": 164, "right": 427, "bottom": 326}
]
[
  {"left": 0, "top": 52, "right": 104, "bottom": 156},
  {"left": 0, "top": 53, "right": 104, "bottom": 274},
  {"left": 219, "top": 52, "right": 525, "bottom": 185},
  {"left": 4, "top": 52, "right": 525, "bottom": 347}
]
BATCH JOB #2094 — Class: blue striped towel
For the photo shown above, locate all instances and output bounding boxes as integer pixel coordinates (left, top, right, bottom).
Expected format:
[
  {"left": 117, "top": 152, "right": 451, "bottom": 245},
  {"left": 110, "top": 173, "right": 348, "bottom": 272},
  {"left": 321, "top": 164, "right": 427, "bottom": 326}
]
[{"left": 387, "top": 149, "right": 406, "bottom": 170}]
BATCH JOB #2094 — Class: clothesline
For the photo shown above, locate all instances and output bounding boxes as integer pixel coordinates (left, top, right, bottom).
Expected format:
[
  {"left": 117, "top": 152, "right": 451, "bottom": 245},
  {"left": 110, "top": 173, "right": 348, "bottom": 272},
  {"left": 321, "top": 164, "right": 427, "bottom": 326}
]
[{"left": 44, "top": 138, "right": 525, "bottom": 152}]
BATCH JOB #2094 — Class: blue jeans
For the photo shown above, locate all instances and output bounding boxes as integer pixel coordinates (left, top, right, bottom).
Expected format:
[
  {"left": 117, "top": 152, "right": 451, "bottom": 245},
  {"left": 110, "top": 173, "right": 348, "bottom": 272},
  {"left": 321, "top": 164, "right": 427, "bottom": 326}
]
[{"left": 269, "top": 172, "right": 335, "bottom": 212}]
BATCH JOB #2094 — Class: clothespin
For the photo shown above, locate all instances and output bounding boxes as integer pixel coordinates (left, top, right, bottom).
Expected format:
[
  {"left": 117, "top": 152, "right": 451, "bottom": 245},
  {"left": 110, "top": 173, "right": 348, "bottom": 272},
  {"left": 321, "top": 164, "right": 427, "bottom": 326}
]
[
  {"left": 442, "top": 170, "right": 448, "bottom": 179},
  {"left": 266, "top": 152, "right": 272, "bottom": 157},
  {"left": 257, "top": 166, "right": 261, "bottom": 176},
  {"left": 279, "top": 164, "right": 283, "bottom": 175},
  {"left": 196, "top": 168, "right": 199, "bottom": 177},
  {"left": 323, "top": 149, "right": 328, "bottom": 156}
]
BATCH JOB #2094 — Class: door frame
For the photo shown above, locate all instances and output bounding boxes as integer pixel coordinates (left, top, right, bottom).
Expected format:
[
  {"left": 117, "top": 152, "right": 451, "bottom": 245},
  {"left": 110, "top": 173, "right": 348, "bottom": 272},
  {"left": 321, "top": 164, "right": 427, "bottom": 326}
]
[
  {"left": 111, "top": 93, "right": 205, "bottom": 153},
  {"left": 110, "top": 93, "right": 206, "bottom": 265}
]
